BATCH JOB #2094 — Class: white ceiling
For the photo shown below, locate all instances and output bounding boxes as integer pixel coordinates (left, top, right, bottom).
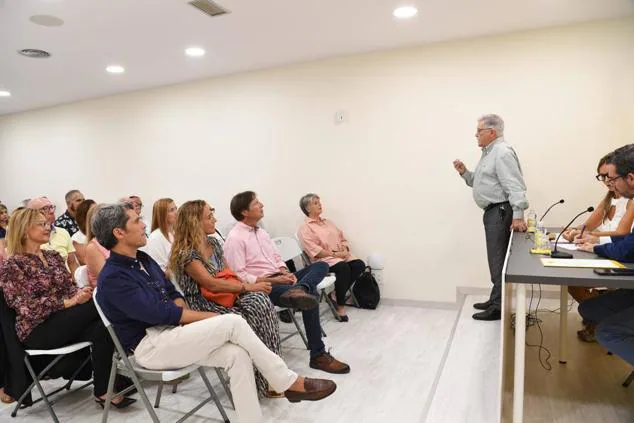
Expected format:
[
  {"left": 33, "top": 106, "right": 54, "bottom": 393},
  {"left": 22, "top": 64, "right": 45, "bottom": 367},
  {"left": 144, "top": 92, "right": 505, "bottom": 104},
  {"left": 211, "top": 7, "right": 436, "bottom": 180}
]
[{"left": 1, "top": 0, "right": 633, "bottom": 116}]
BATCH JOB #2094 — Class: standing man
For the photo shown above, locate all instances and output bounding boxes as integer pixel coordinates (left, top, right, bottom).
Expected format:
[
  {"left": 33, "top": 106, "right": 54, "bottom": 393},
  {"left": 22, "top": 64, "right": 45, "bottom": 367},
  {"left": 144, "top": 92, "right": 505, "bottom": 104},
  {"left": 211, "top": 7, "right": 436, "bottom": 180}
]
[
  {"left": 453, "top": 114, "right": 528, "bottom": 321},
  {"left": 54, "top": 190, "right": 85, "bottom": 237}
]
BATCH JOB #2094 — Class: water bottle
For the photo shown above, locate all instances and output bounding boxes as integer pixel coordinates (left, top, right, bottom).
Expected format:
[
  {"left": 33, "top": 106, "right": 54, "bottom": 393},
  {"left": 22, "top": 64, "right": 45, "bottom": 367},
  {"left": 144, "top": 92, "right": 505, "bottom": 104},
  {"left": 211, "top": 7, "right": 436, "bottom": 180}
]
[{"left": 527, "top": 209, "right": 537, "bottom": 233}]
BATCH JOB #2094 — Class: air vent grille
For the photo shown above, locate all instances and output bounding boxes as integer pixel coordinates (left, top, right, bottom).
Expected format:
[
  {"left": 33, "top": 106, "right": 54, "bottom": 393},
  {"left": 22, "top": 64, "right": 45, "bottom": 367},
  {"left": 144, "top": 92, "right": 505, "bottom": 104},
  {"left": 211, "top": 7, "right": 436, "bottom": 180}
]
[{"left": 188, "top": 0, "right": 229, "bottom": 17}]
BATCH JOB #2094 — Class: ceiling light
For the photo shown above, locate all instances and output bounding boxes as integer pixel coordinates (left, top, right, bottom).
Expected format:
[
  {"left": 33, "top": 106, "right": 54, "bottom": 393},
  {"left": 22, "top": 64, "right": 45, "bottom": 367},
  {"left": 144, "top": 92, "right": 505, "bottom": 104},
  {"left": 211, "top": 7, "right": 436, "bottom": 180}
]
[
  {"left": 0, "top": 91, "right": 11, "bottom": 97},
  {"left": 18, "top": 48, "right": 51, "bottom": 58},
  {"left": 393, "top": 6, "right": 418, "bottom": 19},
  {"left": 185, "top": 47, "right": 205, "bottom": 57},
  {"left": 106, "top": 65, "right": 125, "bottom": 74}
]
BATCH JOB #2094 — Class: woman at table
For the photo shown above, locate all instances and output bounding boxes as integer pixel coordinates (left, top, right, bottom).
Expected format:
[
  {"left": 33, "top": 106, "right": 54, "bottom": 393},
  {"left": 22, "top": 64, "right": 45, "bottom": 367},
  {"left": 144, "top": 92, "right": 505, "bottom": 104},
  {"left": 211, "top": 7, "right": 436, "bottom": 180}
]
[{"left": 564, "top": 152, "right": 634, "bottom": 341}]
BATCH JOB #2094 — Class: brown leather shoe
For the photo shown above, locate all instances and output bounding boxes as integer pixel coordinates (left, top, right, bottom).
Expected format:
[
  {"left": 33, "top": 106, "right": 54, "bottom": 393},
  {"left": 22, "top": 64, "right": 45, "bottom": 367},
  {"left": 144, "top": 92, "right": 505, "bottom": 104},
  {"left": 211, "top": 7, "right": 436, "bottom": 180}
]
[
  {"left": 285, "top": 378, "right": 337, "bottom": 403},
  {"left": 278, "top": 288, "right": 318, "bottom": 310},
  {"left": 309, "top": 352, "right": 350, "bottom": 374}
]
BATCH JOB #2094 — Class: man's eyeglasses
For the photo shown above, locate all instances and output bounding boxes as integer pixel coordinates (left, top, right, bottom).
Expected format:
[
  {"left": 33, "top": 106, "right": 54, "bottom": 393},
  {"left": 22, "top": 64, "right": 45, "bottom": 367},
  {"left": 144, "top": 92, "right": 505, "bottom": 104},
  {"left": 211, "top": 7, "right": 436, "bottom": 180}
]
[
  {"left": 39, "top": 205, "right": 56, "bottom": 212},
  {"left": 476, "top": 127, "right": 493, "bottom": 133},
  {"left": 596, "top": 174, "right": 623, "bottom": 184}
]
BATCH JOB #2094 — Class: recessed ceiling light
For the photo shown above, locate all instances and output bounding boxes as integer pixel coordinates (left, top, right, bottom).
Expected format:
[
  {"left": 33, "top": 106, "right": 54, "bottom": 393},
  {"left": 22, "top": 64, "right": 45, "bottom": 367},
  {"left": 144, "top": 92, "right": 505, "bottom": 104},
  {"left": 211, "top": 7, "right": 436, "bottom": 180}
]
[
  {"left": 29, "top": 15, "right": 64, "bottom": 27},
  {"left": 18, "top": 48, "right": 51, "bottom": 58},
  {"left": 0, "top": 91, "right": 11, "bottom": 97},
  {"left": 106, "top": 65, "right": 125, "bottom": 74},
  {"left": 185, "top": 47, "right": 205, "bottom": 57},
  {"left": 393, "top": 6, "right": 418, "bottom": 19}
]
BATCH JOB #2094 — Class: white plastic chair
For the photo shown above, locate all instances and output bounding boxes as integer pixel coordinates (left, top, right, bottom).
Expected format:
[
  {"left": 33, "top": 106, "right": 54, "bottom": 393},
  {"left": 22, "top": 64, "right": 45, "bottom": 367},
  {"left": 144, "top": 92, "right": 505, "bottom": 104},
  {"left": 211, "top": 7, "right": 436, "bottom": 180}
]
[
  {"left": 271, "top": 236, "right": 333, "bottom": 347},
  {"left": 74, "top": 265, "right": 89, "bottom": 288},
  {"left": 12, "top": 343, "right": 93, "bottom": 423},
  {"left": 92, "top": 289, "right": 231, "bottom": 423}
]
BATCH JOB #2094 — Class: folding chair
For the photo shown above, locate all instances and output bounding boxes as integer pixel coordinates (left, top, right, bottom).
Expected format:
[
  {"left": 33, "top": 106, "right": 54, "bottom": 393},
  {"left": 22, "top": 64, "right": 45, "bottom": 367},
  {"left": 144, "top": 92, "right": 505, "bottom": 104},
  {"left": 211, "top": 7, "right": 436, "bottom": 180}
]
[
  {"left": 623, "top": 370, "right": 634, "bottom": 387},
  {"left": 11, "top": 342, "right": 93, "bottom": 423},
  {"left": 92, "top": 289, "right": 231, "bottom": 423},
  {"left": 74, "top": 265, "right": 89, "bottom": 288},
  {"left": 272, "top": 236, "right": 332, "bottom": 347}
]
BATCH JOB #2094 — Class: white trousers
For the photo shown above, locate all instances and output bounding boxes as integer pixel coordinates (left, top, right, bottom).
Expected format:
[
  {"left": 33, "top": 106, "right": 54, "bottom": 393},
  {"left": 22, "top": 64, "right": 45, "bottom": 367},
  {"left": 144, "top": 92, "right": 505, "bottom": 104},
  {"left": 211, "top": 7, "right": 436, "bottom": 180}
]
[{"left": 133, "top": 314, "right": 297, "bottom": 423}]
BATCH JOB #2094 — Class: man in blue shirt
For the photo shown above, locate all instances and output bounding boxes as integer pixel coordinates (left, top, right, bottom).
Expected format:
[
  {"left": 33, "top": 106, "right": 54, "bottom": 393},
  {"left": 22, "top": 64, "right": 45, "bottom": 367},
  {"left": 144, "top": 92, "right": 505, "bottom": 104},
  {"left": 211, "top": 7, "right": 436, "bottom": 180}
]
[
  {"left": 93, "top": 204, "right": 336, "bottom": 423},
  {"left": 577, "top": 144, "right": 634, "bottom": 366}
]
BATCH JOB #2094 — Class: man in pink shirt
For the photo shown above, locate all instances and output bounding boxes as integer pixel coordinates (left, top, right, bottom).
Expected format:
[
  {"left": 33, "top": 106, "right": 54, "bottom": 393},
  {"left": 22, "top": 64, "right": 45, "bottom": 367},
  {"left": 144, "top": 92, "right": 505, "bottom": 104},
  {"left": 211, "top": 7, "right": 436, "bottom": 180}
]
[{"left": 224, "top": 191, "right": 350, "bottom": 374}]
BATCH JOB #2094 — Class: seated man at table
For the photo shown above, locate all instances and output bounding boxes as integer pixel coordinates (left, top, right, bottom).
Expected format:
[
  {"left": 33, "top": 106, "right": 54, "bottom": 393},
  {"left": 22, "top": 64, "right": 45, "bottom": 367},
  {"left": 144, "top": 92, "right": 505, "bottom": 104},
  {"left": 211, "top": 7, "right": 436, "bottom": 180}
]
[{"left": 578, "top": 144, "right": 634, "bottom": 364}]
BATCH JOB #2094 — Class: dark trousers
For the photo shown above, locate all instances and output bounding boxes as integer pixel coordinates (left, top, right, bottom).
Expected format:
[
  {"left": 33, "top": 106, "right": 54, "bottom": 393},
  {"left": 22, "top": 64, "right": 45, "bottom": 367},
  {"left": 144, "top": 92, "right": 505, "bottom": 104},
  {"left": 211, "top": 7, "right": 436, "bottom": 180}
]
[
  {"left": 24, "top": 300, "right": 114, "bottom": 397},
  {"left": 329, "top": 259, "right": 366, "bottom": 305},
  {"left": 269, "top": 262, "right": 328, "bottom": 358},
  {"left": 578, "top": 289, "right": 634, "bottom": 366},
  {"left": 483, "top": 202, "right": 512, "bottom": 310}
]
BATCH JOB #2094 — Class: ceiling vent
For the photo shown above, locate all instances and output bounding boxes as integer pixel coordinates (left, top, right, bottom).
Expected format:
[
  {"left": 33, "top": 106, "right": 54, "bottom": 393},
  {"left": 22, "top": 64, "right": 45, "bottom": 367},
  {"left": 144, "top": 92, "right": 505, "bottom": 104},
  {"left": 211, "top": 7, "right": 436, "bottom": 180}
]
[
  {"left": 18, "top": 49, "right": 51, "bottom": 58},
  {"left": 188, "top": 0, "right": 230, "bottom": 17}
]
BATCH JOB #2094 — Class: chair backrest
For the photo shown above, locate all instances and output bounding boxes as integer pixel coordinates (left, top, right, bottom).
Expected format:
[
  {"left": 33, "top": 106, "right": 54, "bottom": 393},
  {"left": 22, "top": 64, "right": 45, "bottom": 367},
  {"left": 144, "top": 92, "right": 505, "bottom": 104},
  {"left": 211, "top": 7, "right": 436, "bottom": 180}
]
[
  {"left": 272, "top": 236, "right": 303, "bottom": 262},
  {"left": 92, "top": 289, "right": 112, "bottom": 328},
  {"left": 74, "top": 265, "right": 89, "bottom": 288}
]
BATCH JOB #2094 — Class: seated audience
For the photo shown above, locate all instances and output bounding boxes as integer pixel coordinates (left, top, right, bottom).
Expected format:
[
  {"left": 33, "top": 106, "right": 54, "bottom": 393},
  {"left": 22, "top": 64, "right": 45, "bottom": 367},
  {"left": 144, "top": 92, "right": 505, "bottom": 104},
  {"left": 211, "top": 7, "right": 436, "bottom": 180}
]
[
  {"left": 121, "top": 195, "right": 150, "bottom": 236},
  {"left": 85, "top": 204, "right": 109, "bottom": 287},
  {"left": 170, "top": 200, "right": 281, "bottom": 398},
  {"left": 563, "top": 153, "right": 634, "bottom": 341},
  {"left": 71, "top": 199, "right": 97, "bottom": 265},
  {"left": 0, "top": 208, "right": 134, "bottom": 409},
  {"left": 27, "top": 197, "right": 79, "bottom": 276},
  {"left": 224, "top": 191, "right": 350, "bottom": 374},
  {"left": 54, "top": 190, "right": 85, "bottom": 237},
  {"left": 145, "top": 198, "right": 177, "bottom": 273},
  {"left": 578, "top": 145, "right": 634, "bottom": 365},
  {"left": 94, "top": 203, "right": 336, "bottom": 423},
  {"left": 0, "top": 202, "right": 8, "bottom": 239},
  {"left": 298, "top": 193, "right": 365, "bottom": 322}
]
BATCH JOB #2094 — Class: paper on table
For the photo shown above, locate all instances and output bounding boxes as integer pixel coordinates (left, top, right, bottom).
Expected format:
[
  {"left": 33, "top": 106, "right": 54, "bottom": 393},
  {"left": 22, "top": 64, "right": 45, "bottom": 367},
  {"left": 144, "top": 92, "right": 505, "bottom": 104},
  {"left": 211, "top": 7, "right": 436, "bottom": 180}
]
[
  {"left": 557, "top": 243, "right": 578, "bottom": 251},
  {"left": 541, "top": 258, "right": 625, "bottom": 269},
  {"left": 550, "top": 233, "right": 572, "bottom": 244}
]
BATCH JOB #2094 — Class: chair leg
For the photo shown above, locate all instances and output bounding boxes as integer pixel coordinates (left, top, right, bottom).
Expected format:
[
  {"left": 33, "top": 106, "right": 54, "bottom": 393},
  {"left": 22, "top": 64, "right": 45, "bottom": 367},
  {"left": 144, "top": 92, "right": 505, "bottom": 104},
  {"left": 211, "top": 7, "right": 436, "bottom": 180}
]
[
  {"left": 172, "top": 383, "right": 178, "bottom": 394},
  {"left": 101, "top": 358, "right": 119, "bottom": 423},
  {"left": 120, "top": 357, "right": 160, "bottom": 423},
  {"left": 214, "top": 368, "right": 235, "bottom": 409},
  {"left": 623, "top": 371, "right": 634, "bottom": 387},
  {"left": 199, "top": 368, "right": 230, "bottom": 423},
  {"left": 323, "top": 289, "right": 340, "bottom": 322},
  {"left": 64, "top": 355, "right": 92, "bottom": 390},
  {"left": 23, "top": 356, "right": 60, "bottom": 423},
  {"left": 289, "top": 312, "right": 309, "bottom": 349},
  {"left": 154, "top": 382, "right": 164, "bottom": 408}
]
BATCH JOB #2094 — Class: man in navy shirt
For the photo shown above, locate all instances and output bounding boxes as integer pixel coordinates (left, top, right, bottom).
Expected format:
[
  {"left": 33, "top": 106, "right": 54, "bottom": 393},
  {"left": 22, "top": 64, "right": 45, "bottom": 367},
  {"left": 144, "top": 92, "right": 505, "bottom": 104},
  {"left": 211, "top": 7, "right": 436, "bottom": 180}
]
[
  {"left": 93, "top": 204, "right": 336, "bottom": 423},
  {"left": 577, "top": 144, "right": 634, "bottom": 365}
]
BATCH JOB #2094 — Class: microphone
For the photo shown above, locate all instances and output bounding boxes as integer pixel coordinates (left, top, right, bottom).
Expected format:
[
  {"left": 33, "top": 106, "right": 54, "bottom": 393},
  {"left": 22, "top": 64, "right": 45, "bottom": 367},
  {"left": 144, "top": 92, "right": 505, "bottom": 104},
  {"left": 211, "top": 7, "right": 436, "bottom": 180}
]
[
  {"left": 551, "top": 206, "right": 594, "bottom": 259},
  {"left": 539, "top": 199, "right": 565, "bottom": 222}
]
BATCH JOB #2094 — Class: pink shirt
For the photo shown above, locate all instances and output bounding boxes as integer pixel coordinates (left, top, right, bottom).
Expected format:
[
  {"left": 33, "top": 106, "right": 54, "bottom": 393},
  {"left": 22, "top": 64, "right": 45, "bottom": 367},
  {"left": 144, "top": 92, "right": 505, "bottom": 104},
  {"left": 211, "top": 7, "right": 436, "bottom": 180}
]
[
  {"left": 298, "top": 217, "right": 355, "bottom": 267},
  {"left": 223, "top": 222, "right": 285, "bottom": 284}
]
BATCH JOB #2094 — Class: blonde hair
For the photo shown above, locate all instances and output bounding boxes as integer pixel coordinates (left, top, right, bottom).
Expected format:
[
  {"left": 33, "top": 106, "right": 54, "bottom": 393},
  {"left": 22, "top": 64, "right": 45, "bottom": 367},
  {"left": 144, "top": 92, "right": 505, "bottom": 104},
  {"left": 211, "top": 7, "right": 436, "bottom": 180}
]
[
  {"left": 168, "top": 200, "right": 208, "bottom": 275},
  {"left": 5, "top": 209, "right": 46, "bottom": 255},
  {"left": 151, "top": 198, "right": 174, "bottom": 240}
]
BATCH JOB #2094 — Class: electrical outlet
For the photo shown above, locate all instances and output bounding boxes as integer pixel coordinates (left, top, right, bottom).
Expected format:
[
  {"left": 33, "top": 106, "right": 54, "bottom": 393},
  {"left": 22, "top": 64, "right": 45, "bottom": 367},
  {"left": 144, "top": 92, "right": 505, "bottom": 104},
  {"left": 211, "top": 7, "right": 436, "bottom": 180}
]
[{"left": 334, "top": 111, "right": 346, "bottom": 124}]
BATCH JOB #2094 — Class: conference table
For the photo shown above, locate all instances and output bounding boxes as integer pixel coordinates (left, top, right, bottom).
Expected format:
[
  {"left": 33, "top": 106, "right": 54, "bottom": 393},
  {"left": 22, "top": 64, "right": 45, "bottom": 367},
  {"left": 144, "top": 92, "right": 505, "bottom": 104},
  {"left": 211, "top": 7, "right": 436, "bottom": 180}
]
[{"left": 499, "top": 231, "right": 634, "bottom": 423}]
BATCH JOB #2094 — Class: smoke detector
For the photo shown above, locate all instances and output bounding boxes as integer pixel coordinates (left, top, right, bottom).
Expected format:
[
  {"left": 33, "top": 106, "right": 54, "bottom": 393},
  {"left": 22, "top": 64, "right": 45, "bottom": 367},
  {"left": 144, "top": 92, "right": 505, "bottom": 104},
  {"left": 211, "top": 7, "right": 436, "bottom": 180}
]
[{"left": 18, "top": 49, "right": 51, "bottom": 58}]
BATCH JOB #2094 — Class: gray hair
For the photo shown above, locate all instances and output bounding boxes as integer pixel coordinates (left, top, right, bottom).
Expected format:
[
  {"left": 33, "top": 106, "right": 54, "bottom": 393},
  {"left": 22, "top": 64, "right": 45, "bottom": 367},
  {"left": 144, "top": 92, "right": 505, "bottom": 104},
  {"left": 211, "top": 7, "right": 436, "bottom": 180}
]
[
  {"left": 478, "top": 114, "right": 504, "bottom": 137},
  {"left": 91, "top": 203, "right": 133, "bottom": 250},
  {"left": 299, "top": 193, "right": 319, "bottom": 216}
]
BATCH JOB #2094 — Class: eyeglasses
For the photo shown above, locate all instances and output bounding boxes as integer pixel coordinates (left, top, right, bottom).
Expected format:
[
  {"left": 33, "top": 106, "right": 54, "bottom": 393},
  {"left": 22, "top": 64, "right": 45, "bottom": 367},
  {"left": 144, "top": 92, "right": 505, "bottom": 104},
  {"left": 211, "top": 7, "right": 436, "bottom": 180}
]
[
  {"left": 34, "top": 221, "right": 52, "bottom": 229},
  {"left": 39, "top": 205, "right": 56, "bottom": 212},
  {"left": 596, "top": 173, "right": 622, "bottom": 184},
  {"left": 476, "top": 127, "right": 493, "bottom": 133}
]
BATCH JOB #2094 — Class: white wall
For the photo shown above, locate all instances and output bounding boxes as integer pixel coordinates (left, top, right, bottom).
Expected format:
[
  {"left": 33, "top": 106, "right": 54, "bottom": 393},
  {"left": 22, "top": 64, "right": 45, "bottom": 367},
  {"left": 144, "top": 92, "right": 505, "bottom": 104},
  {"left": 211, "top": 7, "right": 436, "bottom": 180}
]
[{"left": 1, "top": 17, "right": 633, "bottom": 303}]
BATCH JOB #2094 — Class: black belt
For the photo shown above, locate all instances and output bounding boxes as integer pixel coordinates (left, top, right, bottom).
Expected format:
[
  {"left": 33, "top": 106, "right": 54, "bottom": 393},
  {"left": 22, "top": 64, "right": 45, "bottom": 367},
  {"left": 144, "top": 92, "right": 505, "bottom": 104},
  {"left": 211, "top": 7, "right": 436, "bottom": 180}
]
[{"left": 484, "top": 201, "right": 510, "bottom": 212}]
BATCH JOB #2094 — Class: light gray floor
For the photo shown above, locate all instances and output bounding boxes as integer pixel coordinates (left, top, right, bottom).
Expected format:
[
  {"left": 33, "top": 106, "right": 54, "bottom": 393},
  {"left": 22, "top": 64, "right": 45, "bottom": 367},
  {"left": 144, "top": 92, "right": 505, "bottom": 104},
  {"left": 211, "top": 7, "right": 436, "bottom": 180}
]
[
  {"left": 0, "top": 304, "right": 458, "bottom": 423},
  {"left": 424, "top": 295, "right": 500, "bottom": 423}
]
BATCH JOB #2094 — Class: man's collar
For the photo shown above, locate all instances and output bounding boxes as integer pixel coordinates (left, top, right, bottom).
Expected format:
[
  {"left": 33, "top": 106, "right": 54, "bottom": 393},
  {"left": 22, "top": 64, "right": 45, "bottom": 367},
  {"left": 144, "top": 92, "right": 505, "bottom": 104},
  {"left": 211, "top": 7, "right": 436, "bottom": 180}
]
[
  {"left": 305, "top": 216, "right": 325, "bottom": 223},
  {"left": 482, "top": 136, "right": 504, "bottom": 152},
  {"left": 108, "top": 249, "right": 148, "bottom": 266},
  {"left": 237, "top": 221, "right": 258, "bottom": 232}
]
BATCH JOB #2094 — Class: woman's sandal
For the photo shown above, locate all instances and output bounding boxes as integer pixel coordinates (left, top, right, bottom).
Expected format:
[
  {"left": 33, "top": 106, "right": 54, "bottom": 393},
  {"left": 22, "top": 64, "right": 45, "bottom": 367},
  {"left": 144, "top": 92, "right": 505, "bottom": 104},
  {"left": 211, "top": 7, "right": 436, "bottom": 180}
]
[
  {"left": 95, "top": 396, "right": 137, "bottom": 409},
  {"left": 264, "top": 390, "right": 285, "bottom": 399}
]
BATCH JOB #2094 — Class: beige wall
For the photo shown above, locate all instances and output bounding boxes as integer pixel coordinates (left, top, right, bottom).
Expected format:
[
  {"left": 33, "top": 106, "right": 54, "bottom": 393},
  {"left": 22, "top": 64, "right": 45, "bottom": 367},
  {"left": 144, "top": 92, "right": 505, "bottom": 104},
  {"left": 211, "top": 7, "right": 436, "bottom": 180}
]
[{"left": 1, "top": 17, "right": 633, "bottom": 303}]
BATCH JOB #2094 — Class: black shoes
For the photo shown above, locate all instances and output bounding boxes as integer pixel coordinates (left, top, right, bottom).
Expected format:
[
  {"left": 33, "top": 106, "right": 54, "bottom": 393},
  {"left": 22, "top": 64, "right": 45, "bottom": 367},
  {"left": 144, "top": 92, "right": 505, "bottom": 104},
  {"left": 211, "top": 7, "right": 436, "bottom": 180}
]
[
  {"left": 472, "top": 307, "right": 501, "bottom": 321},
  {"left": 473, "top": 300, "right": 492, "bottom": 311}
]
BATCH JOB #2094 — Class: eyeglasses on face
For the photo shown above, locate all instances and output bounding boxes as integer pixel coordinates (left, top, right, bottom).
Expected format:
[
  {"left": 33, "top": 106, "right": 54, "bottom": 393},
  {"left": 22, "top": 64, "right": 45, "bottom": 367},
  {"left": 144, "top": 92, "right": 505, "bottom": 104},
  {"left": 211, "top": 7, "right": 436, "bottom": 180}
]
[{"left": 39, "top": 205, "right": 56, "bottom": 212}]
